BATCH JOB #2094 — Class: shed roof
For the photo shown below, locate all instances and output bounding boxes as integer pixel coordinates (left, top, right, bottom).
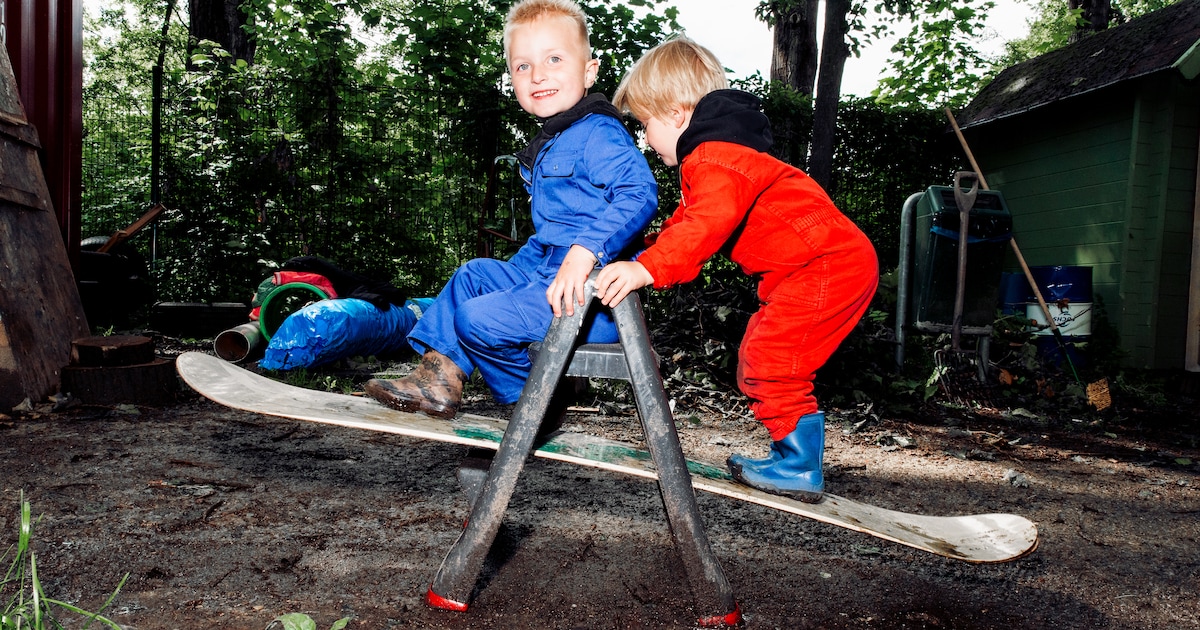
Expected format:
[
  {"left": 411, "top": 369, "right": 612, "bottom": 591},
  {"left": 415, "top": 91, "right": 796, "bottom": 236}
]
[{"left": 955, "top": 0, "right": 1200, "bottom": 129}]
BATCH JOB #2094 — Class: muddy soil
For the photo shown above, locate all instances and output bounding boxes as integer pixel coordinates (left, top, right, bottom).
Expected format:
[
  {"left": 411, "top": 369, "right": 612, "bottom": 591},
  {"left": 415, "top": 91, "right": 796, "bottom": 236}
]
[{"left": 2, "top": 347, "right": 1198, "bottom": 630}]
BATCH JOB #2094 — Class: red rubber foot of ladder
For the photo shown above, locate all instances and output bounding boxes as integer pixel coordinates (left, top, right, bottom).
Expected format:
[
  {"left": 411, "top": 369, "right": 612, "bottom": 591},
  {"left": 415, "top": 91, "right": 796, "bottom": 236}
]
[
  {"left": 426, "top": 587, "right": 468, "bottom": 612},
  {"left": 697, "top": 603, "right": 743, "bottom": 627}
]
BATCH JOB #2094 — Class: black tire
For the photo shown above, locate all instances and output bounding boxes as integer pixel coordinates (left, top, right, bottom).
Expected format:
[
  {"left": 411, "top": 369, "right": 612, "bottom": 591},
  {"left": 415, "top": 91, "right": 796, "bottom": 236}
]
[
  {"left": 80, "top": 235, "right": 149, "bottom": 269},
  {"left": 77, "top": 235, "right": 155, "bottom": 329}
]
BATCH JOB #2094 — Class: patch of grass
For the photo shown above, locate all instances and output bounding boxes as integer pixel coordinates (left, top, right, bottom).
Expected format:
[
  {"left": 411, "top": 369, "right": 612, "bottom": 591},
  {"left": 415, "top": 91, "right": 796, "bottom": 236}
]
[
  {"left": 278, "top": 368, "right": 359, "bottom": 395},
  {"left": 1, "top": 493, "right": 128, "bottom": 629}
]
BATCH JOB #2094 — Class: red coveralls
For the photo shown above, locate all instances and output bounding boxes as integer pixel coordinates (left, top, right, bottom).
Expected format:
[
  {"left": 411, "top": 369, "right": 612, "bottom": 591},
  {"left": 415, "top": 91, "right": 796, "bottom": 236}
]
[{"left": 637, "top": 141, "right": 879, "bottom": 440}]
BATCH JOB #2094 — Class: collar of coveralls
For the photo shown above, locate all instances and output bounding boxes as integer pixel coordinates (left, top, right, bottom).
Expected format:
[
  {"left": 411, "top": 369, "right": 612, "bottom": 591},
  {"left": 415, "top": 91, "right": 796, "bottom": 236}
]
[
  {"left": 516, "top": 92, "right": 623, "bottom": 172},
  {"left": 675, "top": 89, "right": 773, "bottom": 164}
]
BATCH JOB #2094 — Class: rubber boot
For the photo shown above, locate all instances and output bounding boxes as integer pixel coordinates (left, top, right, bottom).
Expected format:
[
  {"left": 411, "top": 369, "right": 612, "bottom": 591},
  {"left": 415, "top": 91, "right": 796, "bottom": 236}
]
[
  {"left": 728, "top": 412, "right": 825, "bottom": 503},
  {"left": 726, "top": 441, "right": 783, "bottom": 473}
]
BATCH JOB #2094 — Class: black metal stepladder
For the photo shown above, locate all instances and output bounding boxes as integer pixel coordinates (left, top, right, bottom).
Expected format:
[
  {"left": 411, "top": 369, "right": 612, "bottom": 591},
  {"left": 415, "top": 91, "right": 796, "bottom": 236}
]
[{"left": 427, "top": 274, "right": 742, "bottom": 627}]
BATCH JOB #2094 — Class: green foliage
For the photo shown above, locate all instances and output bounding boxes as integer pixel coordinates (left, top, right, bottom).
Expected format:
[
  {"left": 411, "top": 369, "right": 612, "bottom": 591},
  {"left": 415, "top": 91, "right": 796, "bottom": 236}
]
[
  {"left": 644, "top": 257, "right": 757, "bottom": 390},
  {"left": 2, "top": 494, "right": 128, "bottom": 630},
  {"left": 829, "top": 98, "right": 966, "bottom": 267},
  {"left": 871, "top": 0, "right": 997, "bottom": 108},
  {"left": 82, "top": 1, "right": 189, "bottom": 238},
  {"left": 242, "top": 0, "right": 366, "bottom": 82},
  {"left": 994, "top": 0, "right": 1079, "bottom": 66},
  {"left": 733, "top": 73, "right": 815, "bottom": 168},
  {"left": 269, "top": 612, "right": 351, "bottom": 630},
  {"left": 1112, "top": 0, "right": 1182, "bottom": 16},
  {"left": 84, "top": 0, "right": 680, "bottom": 307},
  {"left": 814, "top": 269, "right": 935, "bottom": 411},
  {"left": 995, "top": 0, "right": 1184, "bottom": 68},
  {"left": 585, "top": 0, "right": 681, "bottom": 100},
  {"left": 278, "top": 368, "right": 360, "bottom": 395}
]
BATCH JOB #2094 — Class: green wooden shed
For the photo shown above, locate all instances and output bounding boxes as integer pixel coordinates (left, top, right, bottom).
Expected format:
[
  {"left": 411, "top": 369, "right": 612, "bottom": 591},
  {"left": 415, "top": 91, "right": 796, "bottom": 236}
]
[{"left": 954, "top": 0, "right": 1200, "bottom": 370}]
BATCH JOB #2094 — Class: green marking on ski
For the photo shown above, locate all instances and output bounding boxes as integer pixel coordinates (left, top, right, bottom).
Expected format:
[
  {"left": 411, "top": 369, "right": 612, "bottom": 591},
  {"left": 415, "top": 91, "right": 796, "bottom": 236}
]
[
  {"left": 686, "top": 460, "right": 732, "bottom": 480},
  {"left": 453, "top": 424, "right": 732, "bottom": 480},
  {"left": 454, "top": 426, "right": 505, "bottom": 444}
]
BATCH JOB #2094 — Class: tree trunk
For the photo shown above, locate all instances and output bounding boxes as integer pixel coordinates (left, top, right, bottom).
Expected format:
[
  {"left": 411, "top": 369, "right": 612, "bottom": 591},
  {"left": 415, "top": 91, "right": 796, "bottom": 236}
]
[
  {"left": 806, "top": 0, "right": 850, "bottom": 189},
  {"left": 1068, "top": 0, "right": 1112, "bottom": 42},
  {"left": 188, "top": 0, "right": 256, "bottom": 65},
  {"left": 768, "top": 0, "right": 820, "bottom": 96}
]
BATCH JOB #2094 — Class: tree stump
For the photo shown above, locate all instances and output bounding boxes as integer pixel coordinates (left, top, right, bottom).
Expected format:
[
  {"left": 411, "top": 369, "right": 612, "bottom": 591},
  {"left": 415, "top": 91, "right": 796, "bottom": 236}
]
[
  {"left": 70, "top": 335, "right": 156, "bottom": 367},
  {"left": 60, "top": 336, "right": 177, "bottom": 406}
]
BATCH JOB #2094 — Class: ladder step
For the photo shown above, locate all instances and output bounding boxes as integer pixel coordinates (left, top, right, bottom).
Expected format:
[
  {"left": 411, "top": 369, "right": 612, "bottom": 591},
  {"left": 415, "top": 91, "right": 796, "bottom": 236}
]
[{"left": 529, "top": 342, "right": 653, "bottom": 380}]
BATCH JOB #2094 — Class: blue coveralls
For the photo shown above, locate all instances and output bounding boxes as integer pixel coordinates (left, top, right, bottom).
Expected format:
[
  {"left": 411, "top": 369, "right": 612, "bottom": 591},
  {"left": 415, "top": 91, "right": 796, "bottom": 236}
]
[{"left": 406, "top": 113, "right": 657, "bottom": 404}]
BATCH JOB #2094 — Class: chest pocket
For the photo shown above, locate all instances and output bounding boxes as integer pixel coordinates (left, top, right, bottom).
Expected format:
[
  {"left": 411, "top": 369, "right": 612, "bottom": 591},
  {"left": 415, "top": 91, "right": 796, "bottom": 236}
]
[{"left": 538, "top": 153, "right": 578, "bottom": 179}]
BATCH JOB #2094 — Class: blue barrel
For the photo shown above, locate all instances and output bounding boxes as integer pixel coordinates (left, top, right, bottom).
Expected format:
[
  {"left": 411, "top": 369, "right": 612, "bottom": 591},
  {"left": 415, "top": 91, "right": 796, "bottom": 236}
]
[
  {"left": 998, "top": 272, "right": 1028, "bottom": 315},
  {"left": 1024, "top": 266, "right": 1092, "bottom": 367}
]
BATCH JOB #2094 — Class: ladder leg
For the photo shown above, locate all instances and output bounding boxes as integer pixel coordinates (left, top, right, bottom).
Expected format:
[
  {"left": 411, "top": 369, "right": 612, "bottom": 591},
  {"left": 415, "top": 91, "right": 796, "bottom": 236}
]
[
  {"left": 612, "top": 294, "right": 741, "bottom": 627},
  {"left": 456, "top": 378, "right": 579, "bottom": 508},
  {"left": 456, "top": 448, "right": 493, "bottom": 508},
  {"left": 427, "top": 299, "right": 587, "bottom": 610}
]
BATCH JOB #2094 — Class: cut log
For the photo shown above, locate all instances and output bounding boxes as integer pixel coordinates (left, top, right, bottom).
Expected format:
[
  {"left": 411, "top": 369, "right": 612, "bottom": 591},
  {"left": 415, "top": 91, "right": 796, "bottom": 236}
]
[
  {"left": 70, "top": 335, "right": 155, "bottom": 367},
  {"left": 60, "top": 358, "right": 177, "bottom": 406}
]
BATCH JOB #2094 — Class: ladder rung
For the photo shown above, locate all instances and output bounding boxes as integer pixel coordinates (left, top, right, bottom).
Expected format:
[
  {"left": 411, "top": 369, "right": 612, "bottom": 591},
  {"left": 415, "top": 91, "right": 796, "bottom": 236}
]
[{"left": 528, "top": 342, "right": 633, "bottom": 380}]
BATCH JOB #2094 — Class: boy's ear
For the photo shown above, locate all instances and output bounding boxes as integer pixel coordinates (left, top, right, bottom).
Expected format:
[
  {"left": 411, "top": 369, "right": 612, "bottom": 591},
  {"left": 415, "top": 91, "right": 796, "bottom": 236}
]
[
  {"left": 584, "top": 58, "right": 600, "bottom": 88},
  {"left": 670, "top": 107, "right": 692, "bottom": 129}
]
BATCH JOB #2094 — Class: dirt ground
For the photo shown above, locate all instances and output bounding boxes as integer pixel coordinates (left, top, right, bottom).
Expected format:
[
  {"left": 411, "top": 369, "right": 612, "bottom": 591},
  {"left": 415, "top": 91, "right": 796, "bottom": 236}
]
[{"left": 2, "top": 344, "right": 1199, "bottom": 630}]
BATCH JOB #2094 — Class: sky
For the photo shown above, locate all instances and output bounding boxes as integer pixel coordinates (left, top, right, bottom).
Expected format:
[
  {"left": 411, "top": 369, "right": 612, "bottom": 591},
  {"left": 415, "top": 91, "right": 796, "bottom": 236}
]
[{"left": 673, "top": 0, "right": 1038, "bottom": 97}]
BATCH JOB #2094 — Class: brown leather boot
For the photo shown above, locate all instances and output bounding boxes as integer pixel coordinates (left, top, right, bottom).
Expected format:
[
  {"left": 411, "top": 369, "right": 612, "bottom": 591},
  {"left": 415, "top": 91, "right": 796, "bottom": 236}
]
[{"left": 365, "top": 351, "right": 467, "bottom": 419}]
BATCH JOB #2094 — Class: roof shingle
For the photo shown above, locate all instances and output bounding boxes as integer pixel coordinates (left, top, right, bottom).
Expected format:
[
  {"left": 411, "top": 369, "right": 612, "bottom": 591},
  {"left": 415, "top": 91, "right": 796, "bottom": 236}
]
[{"left": 955, "top": 0, "right": 1200, "bottom": 128}]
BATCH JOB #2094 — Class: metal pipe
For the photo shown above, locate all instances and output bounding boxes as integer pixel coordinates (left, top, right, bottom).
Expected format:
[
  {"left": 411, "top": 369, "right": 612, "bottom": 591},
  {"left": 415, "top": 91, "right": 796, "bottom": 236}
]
[
  {"left": 213, "top": 322, "right": 263, "bottom": 363},
  {"left": 895, "top": 192, "right": 923, "bottom": 372}
]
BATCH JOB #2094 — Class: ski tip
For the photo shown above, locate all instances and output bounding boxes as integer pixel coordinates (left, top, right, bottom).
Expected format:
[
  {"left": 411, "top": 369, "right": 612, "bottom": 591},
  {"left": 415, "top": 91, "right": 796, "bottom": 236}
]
[
  {"left": 696, "top": 602, "right": 743, "bottom": 627},
  {"left": 426, "top": 587, "right": 468, "bottom": 612}
]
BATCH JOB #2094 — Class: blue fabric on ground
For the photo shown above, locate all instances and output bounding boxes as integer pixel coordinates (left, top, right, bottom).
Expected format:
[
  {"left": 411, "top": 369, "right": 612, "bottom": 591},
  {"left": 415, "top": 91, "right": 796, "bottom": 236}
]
[{"left": 259, "top": 297, "right": 434, "bottom": 370}]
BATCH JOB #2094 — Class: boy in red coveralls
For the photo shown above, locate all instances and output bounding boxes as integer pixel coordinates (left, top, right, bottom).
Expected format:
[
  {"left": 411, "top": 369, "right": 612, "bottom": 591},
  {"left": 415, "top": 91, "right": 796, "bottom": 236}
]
[{"left": 592, "top": 37, "right": 878, "bottom": 503}]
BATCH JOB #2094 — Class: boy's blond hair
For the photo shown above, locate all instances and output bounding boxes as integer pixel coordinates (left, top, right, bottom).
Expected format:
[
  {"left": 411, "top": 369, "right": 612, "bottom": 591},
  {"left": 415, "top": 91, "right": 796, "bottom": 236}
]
[
  {"left": 503, "top": 0, "right": 592, "bottom": 61},
  {"left": 613, "top": 36, "right": 728, "bottom": 122}
]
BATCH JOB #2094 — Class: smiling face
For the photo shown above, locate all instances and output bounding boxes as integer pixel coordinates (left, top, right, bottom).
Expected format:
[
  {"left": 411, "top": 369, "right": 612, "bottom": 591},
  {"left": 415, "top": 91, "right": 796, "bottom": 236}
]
[{"left": 507, "top": 15, "right": 598, "bottom": 119}]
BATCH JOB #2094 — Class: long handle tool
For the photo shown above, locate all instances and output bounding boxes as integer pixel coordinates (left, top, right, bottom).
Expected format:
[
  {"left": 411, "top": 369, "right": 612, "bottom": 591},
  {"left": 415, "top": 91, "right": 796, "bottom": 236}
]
[{"left": 944, "top": 108, "right": 1081, "bottom": 383}]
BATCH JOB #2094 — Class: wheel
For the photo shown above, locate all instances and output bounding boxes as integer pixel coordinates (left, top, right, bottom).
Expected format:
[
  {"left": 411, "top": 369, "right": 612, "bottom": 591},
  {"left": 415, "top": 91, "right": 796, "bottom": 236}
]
[{"left": 77, "top": 235, "right": 155, "bottom": 329}]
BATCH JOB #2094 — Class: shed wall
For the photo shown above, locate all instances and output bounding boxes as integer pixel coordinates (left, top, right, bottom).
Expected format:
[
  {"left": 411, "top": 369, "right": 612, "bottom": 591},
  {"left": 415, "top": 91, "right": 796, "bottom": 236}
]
[
  {"left": 1142, "top": 78, "right": 1199, "bottom": 367},
  {"left": 1121, "top": 81, "right": 1171, "bottom": 367},
  {"left": 964, "top": 74, "right": 1199, "bottom": 369},
  {"left": 967, "top": 95, "right": 1131, "bottom": 325}
]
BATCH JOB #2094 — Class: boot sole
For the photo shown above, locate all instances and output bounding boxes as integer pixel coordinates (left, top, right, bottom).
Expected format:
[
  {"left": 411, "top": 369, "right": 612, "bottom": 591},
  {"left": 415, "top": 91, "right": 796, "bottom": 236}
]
[{"left": 729, "top": 464, "right": 825, "bottom": 504}]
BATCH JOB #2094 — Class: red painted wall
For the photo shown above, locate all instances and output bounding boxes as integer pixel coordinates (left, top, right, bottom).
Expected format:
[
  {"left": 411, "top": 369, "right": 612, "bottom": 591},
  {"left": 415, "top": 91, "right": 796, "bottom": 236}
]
[{"left": 3, "top": 0, "right": 83, "bottom": 265}]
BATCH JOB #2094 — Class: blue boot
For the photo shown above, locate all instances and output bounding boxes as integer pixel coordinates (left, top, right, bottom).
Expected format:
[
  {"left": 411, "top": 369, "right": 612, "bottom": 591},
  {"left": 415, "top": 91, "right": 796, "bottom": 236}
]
[
  {"left": 728, "top": 412, "right": 825, "bottom": 503},
  {"left": 726, "top": 441, "right": 783, "bottom": 473}
]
